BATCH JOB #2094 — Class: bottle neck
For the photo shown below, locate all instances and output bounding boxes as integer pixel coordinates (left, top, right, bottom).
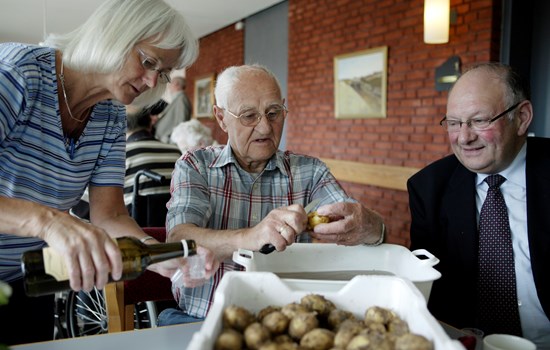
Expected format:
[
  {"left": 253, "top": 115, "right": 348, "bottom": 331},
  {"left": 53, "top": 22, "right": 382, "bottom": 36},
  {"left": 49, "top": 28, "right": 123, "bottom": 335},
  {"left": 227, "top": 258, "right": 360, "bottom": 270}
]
[
  {"left": 147, "top": 242, "right": 189, "bottom": 263},
  {"left": 21, "top": 237, "right": 199, "bottom": 297},
  {"left": 143, "top": 240, "right": 197, "bottom": 264}
]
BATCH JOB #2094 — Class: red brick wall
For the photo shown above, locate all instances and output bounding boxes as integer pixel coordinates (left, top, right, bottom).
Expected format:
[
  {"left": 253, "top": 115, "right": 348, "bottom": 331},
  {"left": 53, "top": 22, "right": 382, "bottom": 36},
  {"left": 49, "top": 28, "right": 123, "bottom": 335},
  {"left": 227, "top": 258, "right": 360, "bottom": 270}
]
[
  {"left": 287, "top": 0, "right": 499, "bottom": 246},
  {"left": 186, "top": 0, "right": 500, "bottom": 247},
  {"left": 185, "top": 26, "right": 244, "bottom": 145}
]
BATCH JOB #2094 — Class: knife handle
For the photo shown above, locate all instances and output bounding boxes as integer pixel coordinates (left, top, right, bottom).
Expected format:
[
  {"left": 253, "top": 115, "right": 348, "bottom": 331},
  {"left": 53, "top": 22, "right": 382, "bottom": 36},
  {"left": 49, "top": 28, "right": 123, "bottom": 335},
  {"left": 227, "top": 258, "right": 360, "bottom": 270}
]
[{"left": 259, "top": 243, "right": 276, "bottom": 254}]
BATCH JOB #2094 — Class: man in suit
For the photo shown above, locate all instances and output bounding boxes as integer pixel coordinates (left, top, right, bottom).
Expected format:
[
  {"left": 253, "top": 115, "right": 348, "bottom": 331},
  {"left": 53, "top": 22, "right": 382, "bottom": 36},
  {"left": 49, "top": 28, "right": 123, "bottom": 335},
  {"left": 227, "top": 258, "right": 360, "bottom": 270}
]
[{"left": 408, "top": 62, "right": 550, "bottom": 349}]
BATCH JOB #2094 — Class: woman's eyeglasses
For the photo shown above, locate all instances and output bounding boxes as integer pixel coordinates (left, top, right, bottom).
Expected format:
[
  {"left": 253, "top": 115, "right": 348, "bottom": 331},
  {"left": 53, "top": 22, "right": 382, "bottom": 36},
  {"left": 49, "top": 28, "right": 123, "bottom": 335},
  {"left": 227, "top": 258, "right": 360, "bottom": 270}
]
[{"left": 136, "top": 48, "right": 171, "bottom": 84}]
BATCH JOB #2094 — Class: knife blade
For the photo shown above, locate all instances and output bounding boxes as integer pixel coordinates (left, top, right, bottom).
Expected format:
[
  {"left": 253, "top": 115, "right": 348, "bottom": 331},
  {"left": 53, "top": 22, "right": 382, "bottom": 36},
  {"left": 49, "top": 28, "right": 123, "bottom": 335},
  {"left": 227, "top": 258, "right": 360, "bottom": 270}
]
[
  {"left": 303, "top": 198, "right": 321, "bottom": 215},
  {"left": 259, "top": 199, "right": 321, "bottom": 254}
]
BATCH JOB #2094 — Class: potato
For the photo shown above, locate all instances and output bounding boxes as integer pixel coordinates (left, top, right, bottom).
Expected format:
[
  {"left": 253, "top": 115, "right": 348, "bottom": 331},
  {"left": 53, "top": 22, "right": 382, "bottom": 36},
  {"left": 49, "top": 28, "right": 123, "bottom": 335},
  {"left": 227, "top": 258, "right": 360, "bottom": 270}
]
[
  {"left": 346, "top": 334, "right": 373, "bottom": 350},
  {"left": 262, "top": 311, "right": 290, "bottom": 335},
  {"left": 394, "top": 333, "right": 433, "bottom": 350},
  {"left": 288, "top": 312, "right": 319, "bottom": 340},
  {"left": 333, "top": 319, "right": 364, "bottom": 348},
  {"left": 258, "top": 342, "right": 279, "bottom": 350},
  {"left": 387, "top": 317, "right": 409, "bottom": 336},
  {"left": 244, "top": 322, "right": 271, "bottom": 350},
  {"left": 300, "top": 328, "right": 335, "bottom": 350},
  {"left": 363, "top": 321, "right": 387, "bottom": 337},
  {"left": 327, "top": 309, "right": 355, "bottom": 331},
  {"left": 307, "top": 211, "right": 330, "bottom": 230},
  {"left": 369, "top": 337, "right": 394, "bottom": 350},
  {"left": 300, "top": 294, "right": 335, "bottom": 316},
  {"left": 281, "top": 302, "right": 310, "bottom": 319},
  {"left": 272, "top": 334, "right": 294, "bottom": 344},
  {"left": 223, "top": 304, "right": 255, "bottom": 331},
  {"left": 214, "top": 328, "right": 244, "bottom": 350},
  {"left": 346, "top": 332, "right": 393, "bottom": 350},
  {"left": 364, "top": 306, "right": 396, "bottom": 325},
  {"left": 352, "top": 332, "right": 395, "bottom": 350},
  {"left": 259, "top": 342, "right": 300, "bottom": 350},
  {"left": 258, "top": 305, "right": 282, "bottom": 322}
]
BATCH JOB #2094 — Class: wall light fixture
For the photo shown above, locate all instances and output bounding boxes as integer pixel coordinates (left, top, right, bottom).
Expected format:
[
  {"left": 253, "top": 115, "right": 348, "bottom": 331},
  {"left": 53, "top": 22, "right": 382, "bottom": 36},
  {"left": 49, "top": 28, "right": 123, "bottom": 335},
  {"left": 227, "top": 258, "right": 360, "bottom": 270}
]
[{"left": 424, "top": 0, "right": 450, "bottom": 44}]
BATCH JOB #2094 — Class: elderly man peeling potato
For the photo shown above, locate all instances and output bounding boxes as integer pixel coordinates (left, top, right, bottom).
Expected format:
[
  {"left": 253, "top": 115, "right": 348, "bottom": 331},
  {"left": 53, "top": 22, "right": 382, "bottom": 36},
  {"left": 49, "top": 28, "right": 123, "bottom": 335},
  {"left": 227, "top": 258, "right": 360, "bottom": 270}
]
[{"left": 160, "top": 64, "right": 385, "bottom": 326}]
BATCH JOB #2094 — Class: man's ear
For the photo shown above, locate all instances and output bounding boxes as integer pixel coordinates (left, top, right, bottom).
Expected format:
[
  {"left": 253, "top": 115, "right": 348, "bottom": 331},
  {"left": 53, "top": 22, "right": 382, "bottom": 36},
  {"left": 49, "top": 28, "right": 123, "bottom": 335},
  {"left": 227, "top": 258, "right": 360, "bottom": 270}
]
[
  {"left": 213, "top": 105, "right": 228, "bottom": 133},
  {"left": 517, "top": 100, "right": 533, "bottom": 136}
]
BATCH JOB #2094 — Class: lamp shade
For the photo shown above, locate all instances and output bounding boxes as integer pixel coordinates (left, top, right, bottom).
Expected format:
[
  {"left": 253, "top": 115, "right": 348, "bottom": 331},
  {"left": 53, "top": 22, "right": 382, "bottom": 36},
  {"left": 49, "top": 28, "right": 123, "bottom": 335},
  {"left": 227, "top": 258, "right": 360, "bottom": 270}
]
[{"left": 424, "top": 0, "right": 450, "bottom": 44}]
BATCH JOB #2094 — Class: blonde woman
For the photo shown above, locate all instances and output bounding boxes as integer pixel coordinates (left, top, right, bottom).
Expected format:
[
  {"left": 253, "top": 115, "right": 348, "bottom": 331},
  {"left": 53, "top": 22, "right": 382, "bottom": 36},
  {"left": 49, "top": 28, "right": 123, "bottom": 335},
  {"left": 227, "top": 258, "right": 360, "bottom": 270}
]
[{"left": 0, "top": 0, "right": 217, "bottom": 344}]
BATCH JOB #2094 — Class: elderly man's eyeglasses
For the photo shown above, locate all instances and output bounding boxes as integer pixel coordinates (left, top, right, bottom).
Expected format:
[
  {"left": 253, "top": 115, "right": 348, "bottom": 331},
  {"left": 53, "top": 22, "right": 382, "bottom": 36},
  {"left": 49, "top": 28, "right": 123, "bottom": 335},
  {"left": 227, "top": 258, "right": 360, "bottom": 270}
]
[
  {"left": 439, "top": 102, "right": 521, "bottom": 133},
  {"left": 136, "top": 48, "right": 171, "bottom": 84},
  {"left": 219, "top": 104, "right": 288, "bottom": 127}
]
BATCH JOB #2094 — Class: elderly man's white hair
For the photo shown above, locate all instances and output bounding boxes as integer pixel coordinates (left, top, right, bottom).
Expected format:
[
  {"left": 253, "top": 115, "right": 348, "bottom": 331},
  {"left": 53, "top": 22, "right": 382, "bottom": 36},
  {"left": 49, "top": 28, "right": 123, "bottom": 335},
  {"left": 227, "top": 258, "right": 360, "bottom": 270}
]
[{"left": 214, "top": 64, "right": 282, "bottom": 109}]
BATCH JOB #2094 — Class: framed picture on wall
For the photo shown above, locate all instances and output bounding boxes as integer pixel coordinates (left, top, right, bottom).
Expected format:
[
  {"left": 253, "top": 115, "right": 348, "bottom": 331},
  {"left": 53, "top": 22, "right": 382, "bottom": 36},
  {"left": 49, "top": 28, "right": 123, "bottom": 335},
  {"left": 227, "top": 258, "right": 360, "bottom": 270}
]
[
  {"left": 334, "top": 46, "right": 388, "bottom": 119},
  {"left": 193, "top": 73, "right": 215, "bottom": 118}
]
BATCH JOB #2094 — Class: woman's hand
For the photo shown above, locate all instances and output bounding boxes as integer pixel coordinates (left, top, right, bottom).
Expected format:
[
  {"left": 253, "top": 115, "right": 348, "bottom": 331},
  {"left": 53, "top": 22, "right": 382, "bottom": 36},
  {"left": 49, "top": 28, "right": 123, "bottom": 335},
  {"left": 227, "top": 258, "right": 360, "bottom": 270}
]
[{"left": 40, "top": 211, "right": 123, "bottom": 292}]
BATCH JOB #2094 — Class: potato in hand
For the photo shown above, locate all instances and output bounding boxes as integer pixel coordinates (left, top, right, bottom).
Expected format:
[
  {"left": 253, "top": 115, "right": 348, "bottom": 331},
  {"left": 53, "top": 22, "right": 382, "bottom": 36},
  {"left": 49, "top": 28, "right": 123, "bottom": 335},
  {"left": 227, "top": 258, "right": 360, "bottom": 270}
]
[{"left": 307, "top": 211, "right": 330, "bottom": 230}]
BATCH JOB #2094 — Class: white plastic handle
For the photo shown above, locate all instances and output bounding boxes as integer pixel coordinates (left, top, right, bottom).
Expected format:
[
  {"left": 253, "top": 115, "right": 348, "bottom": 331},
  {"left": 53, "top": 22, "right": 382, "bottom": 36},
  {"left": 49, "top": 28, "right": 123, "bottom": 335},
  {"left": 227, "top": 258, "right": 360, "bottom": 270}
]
[
  {"left": 232, "top": 248, "right": 254, "bottom": 269},
  {"left": 411, "top": 248, "right": 440, "bottom": 267}
]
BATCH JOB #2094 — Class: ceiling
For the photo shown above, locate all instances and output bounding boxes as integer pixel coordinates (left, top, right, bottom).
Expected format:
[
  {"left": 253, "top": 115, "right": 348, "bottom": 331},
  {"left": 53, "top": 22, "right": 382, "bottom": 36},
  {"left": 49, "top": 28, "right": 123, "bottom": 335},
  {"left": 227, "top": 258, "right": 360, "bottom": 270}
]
[{"left": 0, "top": 0, "right": 284, "bottom": 44}]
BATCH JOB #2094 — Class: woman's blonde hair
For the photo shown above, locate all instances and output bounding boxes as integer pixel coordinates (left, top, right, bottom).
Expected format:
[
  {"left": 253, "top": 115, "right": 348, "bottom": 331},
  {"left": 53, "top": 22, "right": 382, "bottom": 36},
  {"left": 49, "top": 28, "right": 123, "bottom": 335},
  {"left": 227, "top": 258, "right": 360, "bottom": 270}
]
[{"left": 43, "top": 0, "right": 198, "bottom": 105}]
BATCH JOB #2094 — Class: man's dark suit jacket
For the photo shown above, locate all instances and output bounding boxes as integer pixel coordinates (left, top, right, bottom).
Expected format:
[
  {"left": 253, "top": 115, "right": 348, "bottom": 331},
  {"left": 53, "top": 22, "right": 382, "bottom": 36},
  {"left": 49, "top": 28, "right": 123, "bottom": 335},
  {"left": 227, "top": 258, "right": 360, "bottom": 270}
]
[{"left": 407, "top": 137, "right": 550, "bottom": 329}]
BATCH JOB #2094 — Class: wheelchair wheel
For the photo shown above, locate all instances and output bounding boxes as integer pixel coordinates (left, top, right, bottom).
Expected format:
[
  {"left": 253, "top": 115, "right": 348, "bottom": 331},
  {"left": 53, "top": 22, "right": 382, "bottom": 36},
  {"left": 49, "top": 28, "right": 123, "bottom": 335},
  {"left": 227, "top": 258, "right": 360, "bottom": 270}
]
[
  {"left": 64, "top": 287, "right": 156, "bottom": 337},
  {"left": 65, "top": 287, "right": 108, "bottom": 337}
]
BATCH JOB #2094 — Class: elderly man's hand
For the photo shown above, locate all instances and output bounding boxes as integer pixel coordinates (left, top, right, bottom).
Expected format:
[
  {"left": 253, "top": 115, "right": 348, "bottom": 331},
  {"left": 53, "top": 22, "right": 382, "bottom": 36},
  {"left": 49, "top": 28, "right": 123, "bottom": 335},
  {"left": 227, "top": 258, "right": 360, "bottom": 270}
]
[
  {"left": 148, "top": 245, "right": 219, "bottom": 282},
  {"left": 309, "top": 202, "right": 384, "bottom": 245},
  {"left": 252, "top": 204, "right": 308, "bottom": 252}
]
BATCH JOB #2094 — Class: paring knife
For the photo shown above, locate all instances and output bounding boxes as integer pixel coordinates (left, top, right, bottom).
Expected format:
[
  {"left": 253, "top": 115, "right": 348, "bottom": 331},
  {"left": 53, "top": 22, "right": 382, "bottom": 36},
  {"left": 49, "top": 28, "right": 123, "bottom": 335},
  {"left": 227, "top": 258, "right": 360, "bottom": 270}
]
[{"left": 259, "top": 199, "right": 321, "bottom": 254}]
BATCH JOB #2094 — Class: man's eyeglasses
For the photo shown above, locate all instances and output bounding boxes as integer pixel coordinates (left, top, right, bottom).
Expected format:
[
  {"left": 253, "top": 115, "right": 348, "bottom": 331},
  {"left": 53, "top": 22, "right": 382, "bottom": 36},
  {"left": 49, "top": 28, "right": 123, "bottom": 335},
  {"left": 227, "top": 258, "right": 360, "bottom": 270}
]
[
  {"left": 136, "top": 48, "right": 171, "bottom": 84},
  {"left": 439, "top": 102, "right": 521, "bottom": 133},
  {"left": 219, "top": 104, "right": 288, "bottom": 127}
]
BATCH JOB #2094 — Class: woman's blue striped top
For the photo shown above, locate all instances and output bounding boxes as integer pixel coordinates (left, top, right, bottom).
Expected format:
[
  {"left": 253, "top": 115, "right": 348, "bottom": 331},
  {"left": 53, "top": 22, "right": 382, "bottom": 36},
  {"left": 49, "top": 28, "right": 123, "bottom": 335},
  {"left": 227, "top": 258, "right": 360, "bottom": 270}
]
[{"left": 0, "top": 42, "right": 127, "bottom": 282}]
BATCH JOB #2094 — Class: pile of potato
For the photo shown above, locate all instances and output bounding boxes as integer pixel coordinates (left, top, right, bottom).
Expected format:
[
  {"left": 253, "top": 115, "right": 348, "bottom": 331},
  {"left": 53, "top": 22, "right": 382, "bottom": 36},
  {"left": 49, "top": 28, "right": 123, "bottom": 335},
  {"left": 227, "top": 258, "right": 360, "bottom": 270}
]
[{"left": 214, "top": 293, "right": 434, "bottom": 350}]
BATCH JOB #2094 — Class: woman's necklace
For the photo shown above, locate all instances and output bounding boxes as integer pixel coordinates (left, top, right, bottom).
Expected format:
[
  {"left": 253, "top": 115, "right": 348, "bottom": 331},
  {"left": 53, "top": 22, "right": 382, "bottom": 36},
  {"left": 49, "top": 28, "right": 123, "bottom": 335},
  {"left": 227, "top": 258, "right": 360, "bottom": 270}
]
[{"left": 59, "top": 61, "right": 86, "bottom": 123}]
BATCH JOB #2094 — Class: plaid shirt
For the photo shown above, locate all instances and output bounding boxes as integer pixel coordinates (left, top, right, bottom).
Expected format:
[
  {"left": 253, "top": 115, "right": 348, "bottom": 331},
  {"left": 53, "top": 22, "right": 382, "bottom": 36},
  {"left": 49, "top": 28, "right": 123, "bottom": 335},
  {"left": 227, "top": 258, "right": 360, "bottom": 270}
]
[{"left": 167, "top": 145, "right": 354, "bottom": 317}]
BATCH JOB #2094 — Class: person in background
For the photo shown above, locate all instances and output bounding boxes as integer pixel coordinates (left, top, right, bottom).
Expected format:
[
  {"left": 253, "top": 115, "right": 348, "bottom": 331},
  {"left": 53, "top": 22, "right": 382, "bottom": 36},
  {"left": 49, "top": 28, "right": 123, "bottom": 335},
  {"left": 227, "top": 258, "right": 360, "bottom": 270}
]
[
  {"left": 72, "top": 101, "right": 182, "bottom": 224},
  {"left": 158, "top": 64, "right": 385, "bottom": 325},
  {"left": 407, "top": 62, "right": 550, "bottom": 349},
  {"left": 146, "top": 98, "right": 168, "bottom": 131},
  {"left": 154, "top": 76, "right": 192, "bottom": 143},
  {"left": 169, "top": 118, "right": 216, "bottom": 153},
  {"left": 123, "top": 101, "right": 182, "bottom": 218},
  {"left": 0, "top": 0, "right": 217, "bottom": 345}
]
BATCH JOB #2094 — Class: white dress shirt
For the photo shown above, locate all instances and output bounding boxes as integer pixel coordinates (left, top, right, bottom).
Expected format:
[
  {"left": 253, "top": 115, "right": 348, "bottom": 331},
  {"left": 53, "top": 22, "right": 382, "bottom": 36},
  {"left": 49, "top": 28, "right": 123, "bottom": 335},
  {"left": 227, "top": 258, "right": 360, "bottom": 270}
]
[{"left": 476, "top": 143, "right": 550, "bottom": 349}]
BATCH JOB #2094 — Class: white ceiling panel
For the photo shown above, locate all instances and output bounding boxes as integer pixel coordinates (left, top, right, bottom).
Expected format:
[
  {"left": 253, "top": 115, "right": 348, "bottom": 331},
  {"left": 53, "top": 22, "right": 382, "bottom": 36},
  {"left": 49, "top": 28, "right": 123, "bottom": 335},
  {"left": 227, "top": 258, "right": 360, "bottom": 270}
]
[{"left": 0, "top": 0, "right": 284, "bottom": 44}]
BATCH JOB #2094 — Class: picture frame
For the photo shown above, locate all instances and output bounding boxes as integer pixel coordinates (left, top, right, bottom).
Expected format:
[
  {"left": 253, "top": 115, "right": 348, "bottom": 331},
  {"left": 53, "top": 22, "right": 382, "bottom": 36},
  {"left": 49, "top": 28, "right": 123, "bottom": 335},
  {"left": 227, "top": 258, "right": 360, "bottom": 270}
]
[
  {"left": 193, "top": 73, "right": 215, "bottom": 118},
  {"left": 334, "top": 46, "right": 388, "bottom": 119}
]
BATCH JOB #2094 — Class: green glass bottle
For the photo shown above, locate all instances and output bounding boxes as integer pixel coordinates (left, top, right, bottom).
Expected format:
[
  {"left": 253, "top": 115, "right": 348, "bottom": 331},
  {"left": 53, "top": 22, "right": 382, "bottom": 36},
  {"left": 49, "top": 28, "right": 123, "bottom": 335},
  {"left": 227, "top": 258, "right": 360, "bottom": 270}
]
[{"left": 21, "top": 236, "right": 197, "bottom": 297}]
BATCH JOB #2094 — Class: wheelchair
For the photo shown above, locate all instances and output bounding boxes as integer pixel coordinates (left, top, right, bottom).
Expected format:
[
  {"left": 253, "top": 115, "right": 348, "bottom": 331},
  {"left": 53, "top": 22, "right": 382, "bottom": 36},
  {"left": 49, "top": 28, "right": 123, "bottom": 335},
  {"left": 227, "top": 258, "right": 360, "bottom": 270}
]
[{"left": 55, "top": 169, "right": 174, "bottom": 338}]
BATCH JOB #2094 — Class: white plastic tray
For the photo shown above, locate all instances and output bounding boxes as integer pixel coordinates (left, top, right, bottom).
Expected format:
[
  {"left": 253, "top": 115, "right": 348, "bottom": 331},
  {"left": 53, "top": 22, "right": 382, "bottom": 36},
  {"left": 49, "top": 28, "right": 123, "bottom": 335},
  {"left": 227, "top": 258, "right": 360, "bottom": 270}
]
[
  {"left": 187, "top": 272, "right": 464, "bottom": 350},
  {"left": 233, "top": 243, "right": 441, "bottom": 301}
]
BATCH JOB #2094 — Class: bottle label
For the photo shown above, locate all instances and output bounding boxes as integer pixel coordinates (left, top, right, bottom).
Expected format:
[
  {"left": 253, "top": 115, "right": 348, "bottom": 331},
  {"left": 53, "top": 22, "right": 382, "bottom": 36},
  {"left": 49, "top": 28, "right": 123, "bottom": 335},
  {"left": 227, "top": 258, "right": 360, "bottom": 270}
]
[
  {"left": 181, "top": 239, "right": 189, "bottom": 258},
  {"left": 43, "top": 247, "right": 70, "bottom": 281}
]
